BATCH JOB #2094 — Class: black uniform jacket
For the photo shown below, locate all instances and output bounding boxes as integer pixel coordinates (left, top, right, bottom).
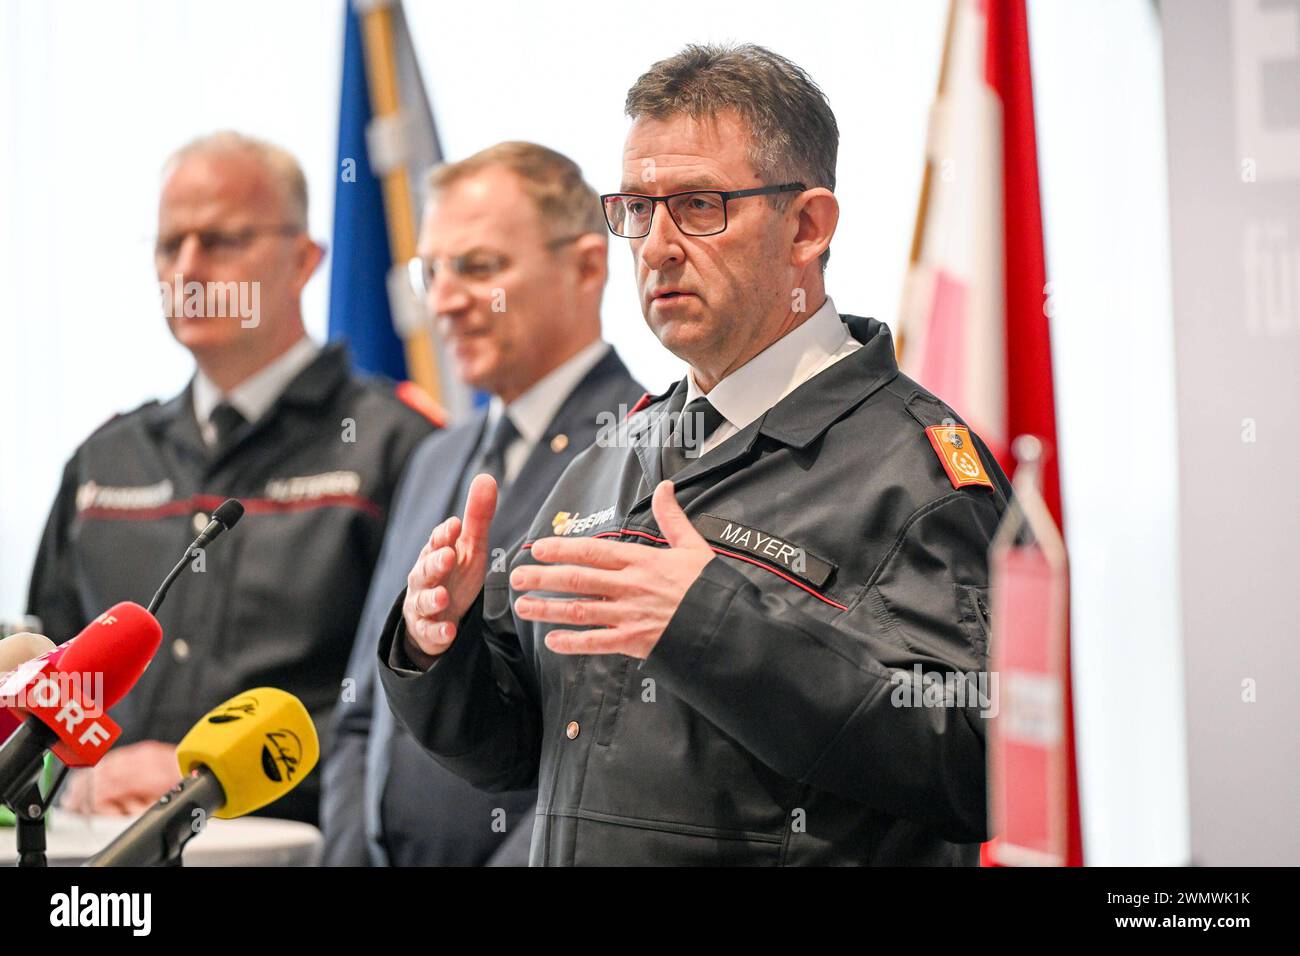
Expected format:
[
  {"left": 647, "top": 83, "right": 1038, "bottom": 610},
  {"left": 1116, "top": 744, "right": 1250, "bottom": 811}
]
[
  {"left": 378, "top": 316, "right": 1012, "bottom": 864},
  {"left": 28, "top": 343, "right": 435, "bottom": 824}
]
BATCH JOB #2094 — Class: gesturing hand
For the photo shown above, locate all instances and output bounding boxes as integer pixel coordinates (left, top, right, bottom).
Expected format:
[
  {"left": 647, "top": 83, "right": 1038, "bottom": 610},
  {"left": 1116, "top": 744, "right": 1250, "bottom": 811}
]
[
  {"left": 509, "top": 480, "right": 715, "bottom": 660},
  {"left": 402, "top": 473, "right": 498, "bottom": 666}
]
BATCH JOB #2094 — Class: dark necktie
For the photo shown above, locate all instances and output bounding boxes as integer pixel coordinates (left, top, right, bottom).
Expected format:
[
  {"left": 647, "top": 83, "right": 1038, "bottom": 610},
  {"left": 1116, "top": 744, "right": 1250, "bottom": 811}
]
[
  {"left": 209, "top": 401, "right": 247, "bottom": 455},
  {"left": 660, "top": 395, "right": 726, "bottom": 480},
  {"left": 451, "top": 412, "right": 520, "bottom": 513},
  {"left": 477, "top": 412, "right": 519, "bottom": 490}
]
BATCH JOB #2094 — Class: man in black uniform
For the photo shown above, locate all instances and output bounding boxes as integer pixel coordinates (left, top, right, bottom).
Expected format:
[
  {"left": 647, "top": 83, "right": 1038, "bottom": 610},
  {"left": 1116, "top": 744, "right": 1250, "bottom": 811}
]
[
  {"left": 28, "top": 132, "right": 436, "bottom": 823},
  {"left": 321, "top": 142, "right": 643, "bottom": 865},
  {"left": 379, "top": 44, "right": 1012, "bottom": 864}
]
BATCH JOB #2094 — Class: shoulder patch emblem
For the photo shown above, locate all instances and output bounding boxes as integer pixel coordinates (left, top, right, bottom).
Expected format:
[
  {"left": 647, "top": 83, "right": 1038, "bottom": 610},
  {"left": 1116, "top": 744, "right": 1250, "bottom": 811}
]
[{"left": 925, "top": 425, "right": 993, "bottom": 490}]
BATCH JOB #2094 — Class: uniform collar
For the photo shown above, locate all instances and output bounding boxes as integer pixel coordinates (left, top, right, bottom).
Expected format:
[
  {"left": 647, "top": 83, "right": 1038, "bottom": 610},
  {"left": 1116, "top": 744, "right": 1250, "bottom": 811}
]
[
  {"left": 146, "top": 341, "right": 353, "bottom": 451},
  {"left": 635, "top": 308, "right": 897, "bottom": 432},
  {"left": 192, "top": 336, "right": 321, "bottom": 430},
  {"left": 623, "top": 311, "right": 897, "bottom": 502},
  {"left": 683, "top": 296, "right": 848, "bottom": 434},
  {"left": 487, "top": 340, "right": 611, "bottom": 446},
  {"left": 756, "top": 314, "right": 899, "bottom": 448},
  {"left": 635, "top": 313, "right": 897, "bottom": 444}
]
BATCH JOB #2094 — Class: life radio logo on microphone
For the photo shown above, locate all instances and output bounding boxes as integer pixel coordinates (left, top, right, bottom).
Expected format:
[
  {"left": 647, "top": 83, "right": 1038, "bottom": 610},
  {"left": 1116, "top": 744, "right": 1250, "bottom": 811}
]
[
  {"left": 200, "top": 692, "right": 303, "bottom": 781},
  {"left": 262, "top": 729, "right": 303, "bottom": 783},
  {"left": 206, "top": 695, "right": 258, "bottom": 724}
]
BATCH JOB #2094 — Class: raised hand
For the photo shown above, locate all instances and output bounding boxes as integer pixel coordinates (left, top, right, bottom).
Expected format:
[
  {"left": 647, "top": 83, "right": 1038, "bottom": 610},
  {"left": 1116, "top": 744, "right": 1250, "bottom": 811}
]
[{"left": 402, "top": 473, "right": 498, "bottom": 666}]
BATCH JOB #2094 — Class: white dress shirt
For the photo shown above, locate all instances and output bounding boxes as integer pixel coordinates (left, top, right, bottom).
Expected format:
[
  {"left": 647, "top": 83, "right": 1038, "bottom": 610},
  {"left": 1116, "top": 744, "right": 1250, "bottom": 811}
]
[
  {"left": 683, "top": 296, "right": 862, "bottom": 456},
  {"left": 486, "top": 339, "right": 610, "bottom": 485},
  {"left": 192, "top": 336, "right": 321, "bottom": 447}
]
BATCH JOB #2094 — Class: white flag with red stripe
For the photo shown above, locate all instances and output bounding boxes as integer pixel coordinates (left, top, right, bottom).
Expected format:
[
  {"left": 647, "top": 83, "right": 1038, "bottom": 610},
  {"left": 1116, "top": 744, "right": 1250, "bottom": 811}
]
[{"left": 896, "top": 0, "right": 1082, "bottom": 866}]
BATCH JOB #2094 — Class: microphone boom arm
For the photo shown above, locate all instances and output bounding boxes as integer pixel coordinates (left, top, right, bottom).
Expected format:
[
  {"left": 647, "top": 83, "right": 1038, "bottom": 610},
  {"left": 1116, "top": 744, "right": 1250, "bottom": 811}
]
[{"left": 147, "top": 499, "right": 244, "bottom": 615}]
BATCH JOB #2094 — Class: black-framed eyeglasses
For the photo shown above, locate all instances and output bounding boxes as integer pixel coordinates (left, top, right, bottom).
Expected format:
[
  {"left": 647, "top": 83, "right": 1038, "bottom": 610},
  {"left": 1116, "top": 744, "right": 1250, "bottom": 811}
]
[
  {"left": 154, "top": 224, "right": 302, "bottom": 262},
  {"left": 407, "top": 234, "right": 585, "bottom": 296},
  {"left": 599, "top": 183, "right": 806, "bottom": 239}
]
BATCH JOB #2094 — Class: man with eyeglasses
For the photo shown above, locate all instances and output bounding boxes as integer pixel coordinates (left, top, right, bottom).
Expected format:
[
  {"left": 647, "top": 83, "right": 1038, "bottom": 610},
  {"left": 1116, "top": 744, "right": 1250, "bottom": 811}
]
[
  {"left": 27, "top": 132, "right": 436, "bottom": 824},
  {"left": 321, "top": 141, "right": 642, "bottom": 866},
  {"left": 380, "top": 44, "right": 1013, "bottom": 865}
]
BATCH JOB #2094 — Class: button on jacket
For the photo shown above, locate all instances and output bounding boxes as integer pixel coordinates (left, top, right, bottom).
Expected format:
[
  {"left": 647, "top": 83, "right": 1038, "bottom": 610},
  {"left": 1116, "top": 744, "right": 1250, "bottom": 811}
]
[
  {"left": 28, "top": 343, "right": 436, "bottom": 824},
  {"left": 378, "top": 315, "right": 1012, "bottom": 864}
]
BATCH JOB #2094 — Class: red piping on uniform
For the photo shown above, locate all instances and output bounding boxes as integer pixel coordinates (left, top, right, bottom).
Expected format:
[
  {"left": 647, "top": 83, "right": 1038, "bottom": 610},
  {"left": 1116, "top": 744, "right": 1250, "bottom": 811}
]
[
  {"left": 79, "top": 492, "right": 382, "bottom": 522},
  {"left": 524, "top": 527, "right": 848, "bottom": 611},
  {"left": 627, "top": 393, "right": 653, "bottom": 416}
]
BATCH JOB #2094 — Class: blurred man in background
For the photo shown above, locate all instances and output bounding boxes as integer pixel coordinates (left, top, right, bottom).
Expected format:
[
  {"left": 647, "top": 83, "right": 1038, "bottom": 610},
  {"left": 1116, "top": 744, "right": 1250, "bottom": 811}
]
[
  {"left": 28, "top": 132, "right": 437, "bottom": 823},
  {"left": 322, "top": 141, "right": 642, "bottom": 865}
]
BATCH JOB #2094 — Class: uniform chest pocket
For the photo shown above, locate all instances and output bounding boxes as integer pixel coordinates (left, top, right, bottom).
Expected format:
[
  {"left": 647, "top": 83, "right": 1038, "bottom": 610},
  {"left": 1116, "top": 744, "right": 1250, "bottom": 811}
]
[
  {"left": 594, "top": 657, "right": 636, "bottom": 747},
  {"left": 955, "top": 583, "right": 992, "bottom": 659}
]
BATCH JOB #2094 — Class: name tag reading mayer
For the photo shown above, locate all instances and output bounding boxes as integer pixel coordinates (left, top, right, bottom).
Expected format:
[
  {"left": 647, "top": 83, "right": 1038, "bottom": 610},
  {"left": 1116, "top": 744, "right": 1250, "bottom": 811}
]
[{"left": 694, "top": 514, "right": 837, "bottom": 590}]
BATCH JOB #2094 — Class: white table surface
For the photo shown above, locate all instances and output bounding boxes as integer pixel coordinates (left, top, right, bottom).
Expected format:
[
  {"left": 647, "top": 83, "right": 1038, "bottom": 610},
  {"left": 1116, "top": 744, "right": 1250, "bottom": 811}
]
[{"left": 1, "top": 811, "right": 322, "bottom": 867}]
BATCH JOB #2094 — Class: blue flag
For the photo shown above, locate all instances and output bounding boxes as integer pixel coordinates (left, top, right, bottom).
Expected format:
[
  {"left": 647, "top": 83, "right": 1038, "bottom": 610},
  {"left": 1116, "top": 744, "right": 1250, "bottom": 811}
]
[{"left": 328, "top": 0, "right": 446, "bottom": 390}]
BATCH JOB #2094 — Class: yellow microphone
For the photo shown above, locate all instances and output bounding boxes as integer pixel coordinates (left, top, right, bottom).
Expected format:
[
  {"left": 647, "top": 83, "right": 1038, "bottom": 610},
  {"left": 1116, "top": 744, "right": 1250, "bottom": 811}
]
[
  {"left": 176, "top": 687, "right": 319, "bottom": 819},
  {"left": 85, "top": 688, "right": 319, "bottom": 866}
]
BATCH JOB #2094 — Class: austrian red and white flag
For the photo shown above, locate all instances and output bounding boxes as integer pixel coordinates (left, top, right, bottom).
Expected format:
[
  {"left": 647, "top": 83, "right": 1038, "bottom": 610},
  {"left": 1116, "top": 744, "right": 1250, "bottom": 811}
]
[{"left": 895, "top": 0, "right": 1083, "bottom": 866}]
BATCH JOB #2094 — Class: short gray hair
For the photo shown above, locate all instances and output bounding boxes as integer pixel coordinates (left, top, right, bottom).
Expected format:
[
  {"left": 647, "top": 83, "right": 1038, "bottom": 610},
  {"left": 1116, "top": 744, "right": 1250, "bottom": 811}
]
[
  {"left": 625, "top": 43, "right": 838, "bottom": 267},
  {"left": 163, "top": 131, "right": 309, "bottom": 229},
  {"left": 426, "top": 141, "right": 605, "bottom": 241}
]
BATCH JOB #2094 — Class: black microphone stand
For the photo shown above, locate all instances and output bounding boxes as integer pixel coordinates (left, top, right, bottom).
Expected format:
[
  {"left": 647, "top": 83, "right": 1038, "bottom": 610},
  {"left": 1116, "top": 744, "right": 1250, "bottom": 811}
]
[{"left": 9, "top": 761, "right": 68, "bottom": 867}]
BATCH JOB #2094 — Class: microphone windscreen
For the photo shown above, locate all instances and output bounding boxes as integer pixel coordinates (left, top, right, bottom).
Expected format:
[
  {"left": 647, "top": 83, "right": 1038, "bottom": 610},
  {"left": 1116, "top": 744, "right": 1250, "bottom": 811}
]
[
  {"left": 212, "top": 498, "right": 244, "bottom": 530},
  {"left": 176, "top": 687, "right": 319, "bottom": 819},
  {"left": 58, "top": 602, "right": 163, "bottom": 709}
]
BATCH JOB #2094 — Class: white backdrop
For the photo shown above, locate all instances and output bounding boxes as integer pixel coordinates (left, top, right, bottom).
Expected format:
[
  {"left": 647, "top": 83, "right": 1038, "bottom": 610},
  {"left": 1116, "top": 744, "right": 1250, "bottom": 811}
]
[{"left": 0, "top": 0, "right": 1185, "bottom": 864}]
